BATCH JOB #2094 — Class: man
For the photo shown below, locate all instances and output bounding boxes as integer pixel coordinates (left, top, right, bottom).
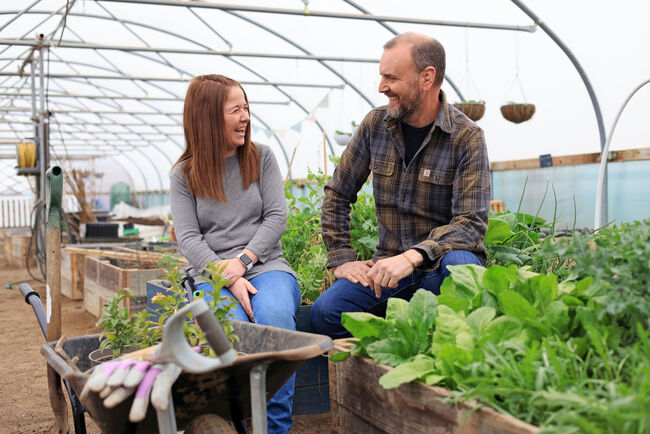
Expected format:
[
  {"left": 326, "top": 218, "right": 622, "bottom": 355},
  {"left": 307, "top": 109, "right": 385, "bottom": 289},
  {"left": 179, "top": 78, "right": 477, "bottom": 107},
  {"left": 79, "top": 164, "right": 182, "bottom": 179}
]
[{"left": 310, "top": 32, "right": 491, "bottom": 339}]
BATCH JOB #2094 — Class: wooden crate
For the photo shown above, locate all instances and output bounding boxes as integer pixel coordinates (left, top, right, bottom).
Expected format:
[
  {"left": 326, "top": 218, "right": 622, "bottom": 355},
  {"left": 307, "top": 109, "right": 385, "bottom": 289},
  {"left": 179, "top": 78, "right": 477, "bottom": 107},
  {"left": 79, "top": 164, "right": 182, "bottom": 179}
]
[
  {"left": 10, "top": 231, "right": 36, "bottom": 268},
  {"left": 2, "top": 228, "right": 11, "bottom": 262},
  {"left": 84, "top": 255, "right": 164, "bottom": 318},
  {"left": 61, "top": 247, "right": 85, "bottom": 300},
  {"left": 329, "top": 340, "right": 538, "bottom": 434},
  {"left": 489, "top": 200, "right": 505, "bottom": 213}
]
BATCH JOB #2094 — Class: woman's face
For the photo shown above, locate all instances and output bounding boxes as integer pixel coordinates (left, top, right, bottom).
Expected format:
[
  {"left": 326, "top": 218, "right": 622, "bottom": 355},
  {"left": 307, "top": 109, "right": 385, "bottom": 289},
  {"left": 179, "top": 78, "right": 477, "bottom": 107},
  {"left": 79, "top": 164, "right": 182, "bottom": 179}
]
[{"left": 223, "top": 85, "right": 250, "bottom": 155}]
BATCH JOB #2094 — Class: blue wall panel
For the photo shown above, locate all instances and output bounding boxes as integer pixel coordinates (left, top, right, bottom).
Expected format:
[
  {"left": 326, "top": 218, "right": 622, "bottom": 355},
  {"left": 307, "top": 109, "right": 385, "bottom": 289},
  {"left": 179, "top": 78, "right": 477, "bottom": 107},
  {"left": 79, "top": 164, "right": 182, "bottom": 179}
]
[{"left": 492, "top": 160, "right": 650, "bottom": 229}]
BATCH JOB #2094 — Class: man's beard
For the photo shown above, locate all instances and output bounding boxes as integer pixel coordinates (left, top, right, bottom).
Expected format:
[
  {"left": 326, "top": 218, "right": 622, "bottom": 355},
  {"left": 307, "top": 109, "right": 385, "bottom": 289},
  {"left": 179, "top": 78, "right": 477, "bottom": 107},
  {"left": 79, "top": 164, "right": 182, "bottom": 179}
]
[{"left": 387, "top": 89, "right": 422, "bottom": 122}]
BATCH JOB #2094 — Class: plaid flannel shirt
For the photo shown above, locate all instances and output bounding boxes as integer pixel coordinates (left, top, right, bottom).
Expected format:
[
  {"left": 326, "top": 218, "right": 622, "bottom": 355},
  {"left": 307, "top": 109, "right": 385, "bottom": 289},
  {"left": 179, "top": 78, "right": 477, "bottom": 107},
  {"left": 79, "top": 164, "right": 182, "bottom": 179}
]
[{"left": 322, "top": 90, "right": 491, "bottom": 271}]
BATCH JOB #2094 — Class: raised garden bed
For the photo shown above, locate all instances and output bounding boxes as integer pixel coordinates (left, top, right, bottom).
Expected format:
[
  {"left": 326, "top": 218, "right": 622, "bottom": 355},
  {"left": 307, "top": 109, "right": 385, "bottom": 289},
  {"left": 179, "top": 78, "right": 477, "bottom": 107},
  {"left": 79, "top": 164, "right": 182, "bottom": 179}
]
[
  {"left": 83, "top": 256, "right": 164, "bottom": 318},
  {"left": 329, "top": 340, "right": 537, "bottom": 433}
]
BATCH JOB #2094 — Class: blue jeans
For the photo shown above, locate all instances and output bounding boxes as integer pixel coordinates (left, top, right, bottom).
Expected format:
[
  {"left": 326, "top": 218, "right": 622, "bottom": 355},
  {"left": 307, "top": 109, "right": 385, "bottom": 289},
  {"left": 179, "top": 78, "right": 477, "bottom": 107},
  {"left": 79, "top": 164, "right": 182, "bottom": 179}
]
[
  {"left": 195, "top": 271, "right": 301, "bottom": 434},
  {"left": 310, "top": 250, "right": 481, "bottom": 339}
]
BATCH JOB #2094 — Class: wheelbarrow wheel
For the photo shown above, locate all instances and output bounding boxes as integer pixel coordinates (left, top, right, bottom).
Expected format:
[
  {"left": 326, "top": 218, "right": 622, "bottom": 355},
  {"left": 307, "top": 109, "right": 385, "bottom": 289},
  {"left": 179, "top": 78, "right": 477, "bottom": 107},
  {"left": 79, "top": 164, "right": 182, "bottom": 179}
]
[{"left": 184, "top": 414, "right": 237, "bottom": 434}]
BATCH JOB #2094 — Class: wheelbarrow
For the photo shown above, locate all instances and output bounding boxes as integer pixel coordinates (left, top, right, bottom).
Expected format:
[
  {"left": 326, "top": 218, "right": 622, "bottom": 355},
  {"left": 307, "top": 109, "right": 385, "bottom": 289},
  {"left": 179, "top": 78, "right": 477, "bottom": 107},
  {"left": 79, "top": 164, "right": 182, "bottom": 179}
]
[{"left": 21, "top": 283, "right": 333, "bottom": 433}]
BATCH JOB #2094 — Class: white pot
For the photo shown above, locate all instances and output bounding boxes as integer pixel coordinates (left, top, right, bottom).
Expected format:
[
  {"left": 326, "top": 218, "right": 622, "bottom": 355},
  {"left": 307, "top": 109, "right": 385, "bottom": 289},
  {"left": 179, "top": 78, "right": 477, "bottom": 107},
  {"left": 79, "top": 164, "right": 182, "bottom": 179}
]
[{"left": 334, "top": 133, "right": 351, "bottom": 146}]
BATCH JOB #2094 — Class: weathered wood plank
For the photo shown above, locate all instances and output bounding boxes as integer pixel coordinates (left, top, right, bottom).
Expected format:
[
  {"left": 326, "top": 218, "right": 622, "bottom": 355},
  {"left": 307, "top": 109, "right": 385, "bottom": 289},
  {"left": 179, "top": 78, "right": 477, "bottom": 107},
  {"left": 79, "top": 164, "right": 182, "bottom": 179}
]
[{"left": 491, "top": 147, "right": 650, "bottom": 171}]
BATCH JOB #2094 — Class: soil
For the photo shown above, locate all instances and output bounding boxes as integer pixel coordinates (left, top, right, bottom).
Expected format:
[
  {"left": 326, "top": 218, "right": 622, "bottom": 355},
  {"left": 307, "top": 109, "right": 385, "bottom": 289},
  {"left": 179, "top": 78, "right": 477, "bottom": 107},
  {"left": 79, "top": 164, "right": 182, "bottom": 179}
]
[{"left": 0, "top": 254, "right": 334, "bottom": 433}]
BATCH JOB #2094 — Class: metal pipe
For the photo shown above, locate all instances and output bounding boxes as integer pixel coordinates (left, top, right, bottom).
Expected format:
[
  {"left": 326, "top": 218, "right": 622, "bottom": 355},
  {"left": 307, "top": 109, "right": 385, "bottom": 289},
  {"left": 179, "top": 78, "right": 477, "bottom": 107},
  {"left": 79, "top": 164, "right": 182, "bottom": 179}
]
[
  {"left": 0, "top": 0, "right": 42, "bottom": 33},
  {"left": 0, "top": 120, "right": 180, "bottom": 127},
  {"left": 0, "top": 128, "right": 183, "bottom": 136},
  {"left": 99, "top": 0, "right": 537, "bottom": 32},
  {"left": 0, "top": 39, "right": 380, "bottom": 63},
  {"left": 38, "top": 44, "right": 47, "bottom": 202},
  {"left": 511, "top": 0, "right": 607, "bottom": 225},
  {"left": 594, "top": 79, "right": 650, "bottom": 229},
  {"left": 342, "top": 0, "right": 465, "bottom": 101},
  {"left": 0, "top": 91, "right": 291, "bottom": 103},
  {"left": 0, "top": 91, "right": 291, "bottom": 104},
  {"left": 29, "top": 53, "right": 37, "bottom": 139}
]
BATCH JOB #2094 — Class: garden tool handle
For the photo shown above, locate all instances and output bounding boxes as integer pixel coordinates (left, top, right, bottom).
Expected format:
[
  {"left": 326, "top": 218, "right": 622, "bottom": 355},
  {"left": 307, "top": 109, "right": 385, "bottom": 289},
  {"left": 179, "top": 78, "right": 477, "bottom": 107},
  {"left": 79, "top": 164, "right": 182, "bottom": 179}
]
[
  {"left": 195, "top": 308, "right": 231, "bottom": 356},
  {"left": 157, "top": 299, "right": 237, "bottom": 373}
]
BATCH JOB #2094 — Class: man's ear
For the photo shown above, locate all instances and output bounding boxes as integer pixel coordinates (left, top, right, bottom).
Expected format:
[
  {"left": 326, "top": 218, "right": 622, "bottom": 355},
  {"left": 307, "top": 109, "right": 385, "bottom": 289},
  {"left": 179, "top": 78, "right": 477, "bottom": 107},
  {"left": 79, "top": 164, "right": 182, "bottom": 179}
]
[{"left": 421, "top": 66, "right": 436, "bottom": 91}]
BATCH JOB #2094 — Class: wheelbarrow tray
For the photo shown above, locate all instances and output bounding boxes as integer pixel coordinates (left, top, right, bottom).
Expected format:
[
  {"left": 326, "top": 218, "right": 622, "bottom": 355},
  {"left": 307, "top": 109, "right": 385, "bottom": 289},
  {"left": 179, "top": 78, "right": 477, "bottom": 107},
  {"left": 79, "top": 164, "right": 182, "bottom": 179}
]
[{"left": 41, "top": 320, "right": 332, "bottom": 433}]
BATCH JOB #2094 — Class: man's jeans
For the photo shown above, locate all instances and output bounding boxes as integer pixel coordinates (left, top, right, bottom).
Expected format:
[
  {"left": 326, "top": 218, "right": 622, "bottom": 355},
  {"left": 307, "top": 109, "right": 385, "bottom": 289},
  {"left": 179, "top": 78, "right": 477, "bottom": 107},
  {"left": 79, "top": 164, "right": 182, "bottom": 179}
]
[
  {"left": 310, "top": 250, "right": 481, "bottom": 339},
  {"left": 195, "top": 271, "right": 301, "bottom": 434}
]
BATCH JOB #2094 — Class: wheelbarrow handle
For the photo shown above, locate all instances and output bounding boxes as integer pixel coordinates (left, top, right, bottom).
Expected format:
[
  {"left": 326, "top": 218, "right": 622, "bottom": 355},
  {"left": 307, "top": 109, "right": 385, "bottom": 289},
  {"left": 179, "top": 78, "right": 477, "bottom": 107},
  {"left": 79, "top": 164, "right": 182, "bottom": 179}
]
[{"left": 19, "top": 283, "right": 47, "bottom": 340}]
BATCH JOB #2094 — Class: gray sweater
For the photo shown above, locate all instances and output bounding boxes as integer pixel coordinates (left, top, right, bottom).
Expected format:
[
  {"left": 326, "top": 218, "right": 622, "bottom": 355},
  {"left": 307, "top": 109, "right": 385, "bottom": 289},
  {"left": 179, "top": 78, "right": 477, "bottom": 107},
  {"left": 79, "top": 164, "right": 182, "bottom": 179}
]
[{"left": 170, "top": 144, "right": 294, "bottom": 280}]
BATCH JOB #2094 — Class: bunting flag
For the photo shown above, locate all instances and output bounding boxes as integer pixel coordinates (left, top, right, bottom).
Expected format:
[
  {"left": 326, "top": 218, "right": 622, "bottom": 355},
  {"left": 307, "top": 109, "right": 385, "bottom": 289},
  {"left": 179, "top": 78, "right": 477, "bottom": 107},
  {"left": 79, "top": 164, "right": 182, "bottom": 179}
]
[
  {"left": 290, "top": 121, "right": 303, "bottom": 133},
  {"left": 316, "top": 93, "right": 329, "bottom": 109},
  {"left": 254, "top": 89, "right": 333, "bottom": 138}
]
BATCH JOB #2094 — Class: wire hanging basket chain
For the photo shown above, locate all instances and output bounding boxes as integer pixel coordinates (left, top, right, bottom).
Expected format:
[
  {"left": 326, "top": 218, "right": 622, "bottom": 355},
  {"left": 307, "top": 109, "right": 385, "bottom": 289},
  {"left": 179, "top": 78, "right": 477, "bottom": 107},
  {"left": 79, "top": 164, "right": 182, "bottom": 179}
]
[
  {"left": 452, "top": 27, "right": 485, "bottom": 121},
  {"left": 501, "top": 30, "right": 535, "bottom": 124}
]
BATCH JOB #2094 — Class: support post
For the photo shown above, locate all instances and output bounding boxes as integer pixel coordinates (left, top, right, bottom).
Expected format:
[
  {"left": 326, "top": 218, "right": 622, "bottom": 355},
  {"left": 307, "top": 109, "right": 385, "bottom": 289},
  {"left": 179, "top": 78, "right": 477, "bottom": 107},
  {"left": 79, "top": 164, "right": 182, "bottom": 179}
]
[
  {"left": 46, "top": 165, "right": 63, "bottom": 341},
  {"left": 250, "top": 363, "right": 269, "bottom": 434}
]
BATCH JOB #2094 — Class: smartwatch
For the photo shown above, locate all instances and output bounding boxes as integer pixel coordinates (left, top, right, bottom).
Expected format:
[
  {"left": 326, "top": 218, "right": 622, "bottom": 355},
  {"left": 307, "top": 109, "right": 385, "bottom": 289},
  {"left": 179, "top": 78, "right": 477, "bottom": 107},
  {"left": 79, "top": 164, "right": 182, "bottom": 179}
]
[{"left": 236, "top": 252, "right": 253, "bottom": 272}]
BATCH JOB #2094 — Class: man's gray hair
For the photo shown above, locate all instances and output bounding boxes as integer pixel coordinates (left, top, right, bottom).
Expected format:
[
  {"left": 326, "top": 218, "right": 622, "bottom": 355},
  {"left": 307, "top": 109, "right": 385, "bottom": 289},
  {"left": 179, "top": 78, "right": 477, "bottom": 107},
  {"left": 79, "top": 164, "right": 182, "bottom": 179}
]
[{"left": 383, "top": 32, "right": 446, "bottom": 86}]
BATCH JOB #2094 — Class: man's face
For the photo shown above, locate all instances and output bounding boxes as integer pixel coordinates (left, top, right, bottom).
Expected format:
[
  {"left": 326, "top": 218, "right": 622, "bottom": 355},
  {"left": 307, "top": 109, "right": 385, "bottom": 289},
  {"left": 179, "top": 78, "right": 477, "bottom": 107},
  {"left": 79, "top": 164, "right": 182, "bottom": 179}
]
[{"left": 378, "top": 43, "right": 422, "bottom": 122}]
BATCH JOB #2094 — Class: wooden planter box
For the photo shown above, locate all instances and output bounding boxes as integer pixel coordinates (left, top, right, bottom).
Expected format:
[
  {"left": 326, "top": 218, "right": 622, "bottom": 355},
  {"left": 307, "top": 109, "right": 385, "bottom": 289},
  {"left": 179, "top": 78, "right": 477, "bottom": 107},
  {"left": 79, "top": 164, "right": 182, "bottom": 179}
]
[
  {"left": 84, "top": 255, "right": 164, "bottom": 318},
  {"left": 146, "top": 279, "right": 330, "bottom": 415},
  {"left": 489, "top": 200, "right": 506, "bottom": 214},
  {"left": 329, "top": 340, "right": 538, "bottom": 433},
  {"left": 2, "top": 228, "right": 17, "bottom": 263},
  {"left": 61, "top": 242, "right": 139, "bottom": 301},
  {"left": 10, "top": 231, "right": 36, "bottom": 268}
]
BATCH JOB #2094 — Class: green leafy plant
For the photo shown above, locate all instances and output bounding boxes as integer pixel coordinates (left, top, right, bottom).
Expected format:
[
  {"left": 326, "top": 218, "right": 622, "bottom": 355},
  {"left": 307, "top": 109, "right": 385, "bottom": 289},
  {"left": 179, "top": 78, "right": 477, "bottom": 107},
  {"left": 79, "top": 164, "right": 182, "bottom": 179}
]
[
  {"left": 282, "top": 168, "right": 377, "bottom": 303},
  {"left": 97, "top": 288, "right": 143, "bottom": 356},
  {"left": 333, "top": 253, "right": 650, "bottom": 432}
]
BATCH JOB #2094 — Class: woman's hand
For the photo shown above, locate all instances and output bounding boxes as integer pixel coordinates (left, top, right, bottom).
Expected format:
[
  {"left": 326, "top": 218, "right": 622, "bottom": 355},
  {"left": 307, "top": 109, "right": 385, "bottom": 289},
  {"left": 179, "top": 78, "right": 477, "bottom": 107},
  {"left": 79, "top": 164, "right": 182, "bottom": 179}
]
[
  {"left": 228, "top": 277, "right": 258, "bottom": 322},
  {"left": 221, "top": 258, "right": 247, "bottom": 283}
]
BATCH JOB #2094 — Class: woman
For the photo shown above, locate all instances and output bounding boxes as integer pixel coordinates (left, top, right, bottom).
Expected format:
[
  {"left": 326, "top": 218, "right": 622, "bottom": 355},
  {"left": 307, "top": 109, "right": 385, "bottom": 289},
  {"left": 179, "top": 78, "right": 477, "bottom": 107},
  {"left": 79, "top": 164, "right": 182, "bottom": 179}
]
[{"left": 170, "top": 74, "right": 300, "bottom": 433}]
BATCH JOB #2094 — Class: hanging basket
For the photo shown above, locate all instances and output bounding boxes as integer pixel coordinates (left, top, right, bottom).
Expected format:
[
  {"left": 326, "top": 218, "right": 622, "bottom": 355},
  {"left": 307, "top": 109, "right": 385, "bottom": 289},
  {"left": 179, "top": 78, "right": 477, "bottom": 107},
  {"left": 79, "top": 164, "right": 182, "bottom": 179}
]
[
  {"left": 452, "top": 101, "right": 486, "bottom": 121},
  {"left": 500, "top": 103, "right": 535, "bottom": 123}
]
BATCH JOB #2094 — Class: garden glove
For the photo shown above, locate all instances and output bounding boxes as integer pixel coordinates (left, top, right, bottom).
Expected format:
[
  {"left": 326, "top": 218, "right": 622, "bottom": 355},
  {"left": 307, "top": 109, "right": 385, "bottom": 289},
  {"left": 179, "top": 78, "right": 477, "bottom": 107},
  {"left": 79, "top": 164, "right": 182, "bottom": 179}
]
[{"left": 81, "top": 352, "right": 190, "bottom": 421}]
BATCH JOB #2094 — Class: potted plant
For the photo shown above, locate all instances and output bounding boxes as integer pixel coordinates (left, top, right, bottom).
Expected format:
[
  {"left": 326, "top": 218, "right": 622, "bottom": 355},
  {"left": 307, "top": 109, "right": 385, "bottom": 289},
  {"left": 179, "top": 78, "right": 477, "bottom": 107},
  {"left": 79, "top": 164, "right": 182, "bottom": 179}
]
[
  {"left": 452, "top": 100, "right": 486, "bottom": 121},
  {"left": 500, "top": 102, "right": 535, "bottom": 123}
]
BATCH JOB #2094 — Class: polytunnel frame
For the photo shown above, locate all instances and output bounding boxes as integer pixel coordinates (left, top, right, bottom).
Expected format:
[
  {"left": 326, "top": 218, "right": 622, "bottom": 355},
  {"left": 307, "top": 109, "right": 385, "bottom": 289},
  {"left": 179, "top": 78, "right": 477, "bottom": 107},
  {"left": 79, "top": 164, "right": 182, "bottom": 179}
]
[
  {"left": 0, "top": 1, "right": 525, "bottom": 187},
  {"left": 0, "top": 0, "right": 607, "bottom": 220},
  {"left": 0, "top": 0, "right": 534, "bottom": 174}
]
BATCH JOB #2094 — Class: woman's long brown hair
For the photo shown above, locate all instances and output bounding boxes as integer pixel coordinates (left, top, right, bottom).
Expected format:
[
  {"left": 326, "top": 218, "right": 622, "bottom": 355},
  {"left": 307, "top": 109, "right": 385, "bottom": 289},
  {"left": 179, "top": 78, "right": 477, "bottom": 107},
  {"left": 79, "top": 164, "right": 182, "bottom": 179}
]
[{"left": 173, "top": 74, "right": 260, "bottom": 201}]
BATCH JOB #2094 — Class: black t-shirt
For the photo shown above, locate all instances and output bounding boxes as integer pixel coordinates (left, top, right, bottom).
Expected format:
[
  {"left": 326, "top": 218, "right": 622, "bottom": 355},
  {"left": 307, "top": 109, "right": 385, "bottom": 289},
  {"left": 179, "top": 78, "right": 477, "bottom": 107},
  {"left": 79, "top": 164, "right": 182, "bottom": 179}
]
[
  {"left": 401, "top": 120, "right": 434, "bottom": 166},
  {"left": 401, "top": 120, "right": 435, "bottom": 268}
]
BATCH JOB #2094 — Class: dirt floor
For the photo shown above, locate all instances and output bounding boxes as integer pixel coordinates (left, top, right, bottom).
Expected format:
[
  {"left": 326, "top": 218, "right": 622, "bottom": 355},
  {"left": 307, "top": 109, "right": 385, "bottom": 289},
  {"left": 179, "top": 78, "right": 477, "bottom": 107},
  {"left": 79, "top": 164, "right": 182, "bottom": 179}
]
[{"left": 0, "top": 254, "right": 333, "bottom": 433}]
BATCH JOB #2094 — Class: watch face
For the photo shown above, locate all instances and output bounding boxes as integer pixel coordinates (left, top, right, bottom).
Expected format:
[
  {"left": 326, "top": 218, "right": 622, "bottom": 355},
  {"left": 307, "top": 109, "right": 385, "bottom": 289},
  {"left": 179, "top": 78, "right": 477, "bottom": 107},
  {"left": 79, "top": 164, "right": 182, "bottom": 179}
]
[{"left": 239, "top": 253, "right": 252, "bottom": 266}]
